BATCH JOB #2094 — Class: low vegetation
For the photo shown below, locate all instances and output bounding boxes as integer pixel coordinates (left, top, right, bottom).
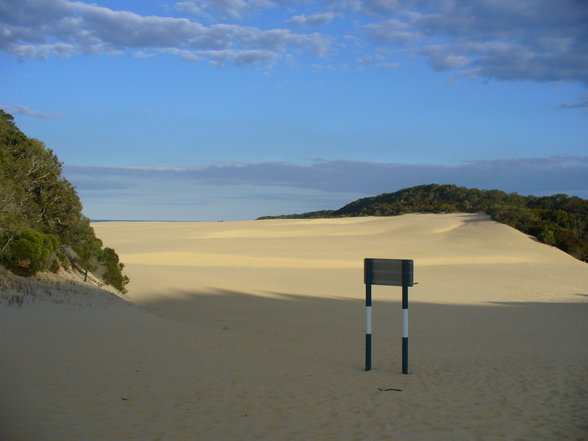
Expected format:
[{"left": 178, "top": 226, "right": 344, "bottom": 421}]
[
  {"left": 0, "top": 110, "right": 129, "bottom": 291},
  {"left": 259, "top": 184, "right": 588, "bottom": 262}
]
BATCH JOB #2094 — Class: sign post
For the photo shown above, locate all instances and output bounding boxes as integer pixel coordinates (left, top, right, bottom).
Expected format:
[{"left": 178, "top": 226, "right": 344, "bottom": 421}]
[{"left": 364, "top": 258, "right": 414, "bottom": 374}]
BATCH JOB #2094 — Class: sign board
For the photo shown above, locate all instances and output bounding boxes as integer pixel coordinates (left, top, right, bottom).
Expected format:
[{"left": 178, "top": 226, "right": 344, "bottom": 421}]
[
  {"left": 364, "top": 258, "right": 414, "bottom": 287},
  {"left": 364, "top": 258, "right": 414, "bottom": 374}
]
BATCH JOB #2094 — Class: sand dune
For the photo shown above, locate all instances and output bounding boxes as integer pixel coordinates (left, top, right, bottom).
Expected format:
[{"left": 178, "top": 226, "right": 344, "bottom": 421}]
[
  {"left": 95, "top": 214, "right": 586, "bottom": 305},
  {"left": 1, "top": 214, "right": 587, "bottom": 440},
  {"left": 121, "top": 251, "right": 358, "bottom": 269}
]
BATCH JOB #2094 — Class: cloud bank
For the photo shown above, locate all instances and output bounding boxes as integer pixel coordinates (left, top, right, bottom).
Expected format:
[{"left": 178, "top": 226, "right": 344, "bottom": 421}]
[
  {"left": 0, "top": 0, "right": 329, "bottom": 65},
  {"left": 65, "top": 156, "right": 588, "bottom": 198},
  {"left": 358, "top": 0, "right": 588, "bottom": 85},
  {"left": 62, "top": 156, "right": 587, "bottom": 220},
  {"left": 1, "top": 0, "right": 586, "bottom": 88}
]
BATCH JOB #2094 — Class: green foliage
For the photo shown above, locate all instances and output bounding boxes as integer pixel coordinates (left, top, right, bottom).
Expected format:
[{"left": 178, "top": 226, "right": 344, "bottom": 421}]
[
  {"left": 258, "top": 210, "right": 335, "bottom": 220},
  {"left": 0, "top": 110, "right": 129, "bottom": 290},
  {"left": 259, "top": 184, "right": 588, "bottom": 262},
  {"left": 100, "top": 247, "right": 130, "bottom": 293},
  {"left": 3, "top": 228, "right": 59, "bottom": 276}
]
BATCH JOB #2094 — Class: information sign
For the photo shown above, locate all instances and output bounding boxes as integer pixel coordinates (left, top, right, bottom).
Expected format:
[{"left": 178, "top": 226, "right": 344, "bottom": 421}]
[{"left": 364, "top": 258, "right": 414, "bottom": 374}]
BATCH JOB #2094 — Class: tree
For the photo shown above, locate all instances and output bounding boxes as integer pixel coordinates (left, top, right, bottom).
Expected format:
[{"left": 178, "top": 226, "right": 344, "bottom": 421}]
[{"left": 0, "top": 110, "right": 129, "bottom": 290}]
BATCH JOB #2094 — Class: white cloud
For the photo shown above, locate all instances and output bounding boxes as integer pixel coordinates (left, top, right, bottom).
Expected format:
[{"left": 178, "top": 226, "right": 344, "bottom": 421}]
[
  {"left": 356, "top": 53, "right": 400, "bottom": 70},
  {"left": 0, "top": 104, "right": 64, "bottom": 120},
  {"left": 375, "top": 62, "right": 400, "bottom": 71},
  {"left": 354, "top": 0, "right": 404, "bottom": 16},
  {"left": 423, "top": 45, "right": 469, "bottom": 71},
  {"left": 286, "top": 12, "right": 335, "bottom": 28},
  {"left": 248, "top": 27, "right": 329, "bottom": 57},
  {"left": 560, "top": 95, "right": 588, "bottom": 113},
  {"left": 8, "top": 43, "right": 80, "bottom": 60},
  {"left": 358, "top": 0, "right": 588, "bottom": 86},
  {"left": 175, "top": 0, "right": 274, "bottom": 20},
  {"left": 133, "top": 51, "right": 156, "bottom": 59},
  {"left": 0, "top": 0, "right": 329, "bottom": 65},
  {"left": 363, "top": 19, "right": 421, "bottom": 45},
  {"left": 1, "top": 0, "right": 586, "bottom": 92},
  {"left": 204, "top": 48, "right": 277, "bottom": 66}
]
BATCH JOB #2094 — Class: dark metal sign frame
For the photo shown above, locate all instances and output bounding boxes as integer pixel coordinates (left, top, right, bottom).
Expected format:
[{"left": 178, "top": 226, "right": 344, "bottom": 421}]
[{"left": 364, "top": 258, "right": 414, "bottom": 374}]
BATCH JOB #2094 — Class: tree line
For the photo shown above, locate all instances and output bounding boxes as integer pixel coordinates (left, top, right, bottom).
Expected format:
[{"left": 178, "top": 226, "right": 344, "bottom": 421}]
[
  {"left": 259, "top": 184, "right": 588, "bottom": 262},
  {"left": 0, "top": 110, "right": 128, "bottom": 291}
]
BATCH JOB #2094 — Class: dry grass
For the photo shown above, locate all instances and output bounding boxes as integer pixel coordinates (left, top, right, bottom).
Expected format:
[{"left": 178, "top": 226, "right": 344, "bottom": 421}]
[{"left": 0, "top": 266, "right": 125, "bottom": 308}]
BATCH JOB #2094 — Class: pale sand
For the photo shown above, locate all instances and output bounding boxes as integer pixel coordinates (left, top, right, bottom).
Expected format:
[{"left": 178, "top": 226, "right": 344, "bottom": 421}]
[{"left": 1, "top": 213, "right": 587, "bottom": 440}]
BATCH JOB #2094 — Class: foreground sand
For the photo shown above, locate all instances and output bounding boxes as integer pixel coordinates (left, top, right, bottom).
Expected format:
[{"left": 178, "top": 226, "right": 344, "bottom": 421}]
[{"left": 2, "top": 214, "right": 587, "bottom": 440}]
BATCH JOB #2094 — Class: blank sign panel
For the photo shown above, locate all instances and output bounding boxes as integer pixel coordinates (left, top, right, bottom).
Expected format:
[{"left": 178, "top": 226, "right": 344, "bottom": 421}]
[{"left": 364, "top": 258, "right": 414, "bottom": 287}]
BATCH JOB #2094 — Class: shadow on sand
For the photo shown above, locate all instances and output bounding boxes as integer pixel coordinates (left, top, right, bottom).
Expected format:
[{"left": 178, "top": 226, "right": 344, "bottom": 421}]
[{"left": 137, "top": 287, "right": 588, "bottom": 372}]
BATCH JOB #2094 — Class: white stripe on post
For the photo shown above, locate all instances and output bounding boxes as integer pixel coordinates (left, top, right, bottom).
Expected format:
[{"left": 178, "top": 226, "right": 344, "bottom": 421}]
[
  {"left": 365, "top": 306, "right": 372, "bottom": 334},
  {"left": 402, "top": 308, "right": 408, "bottom": 338}
]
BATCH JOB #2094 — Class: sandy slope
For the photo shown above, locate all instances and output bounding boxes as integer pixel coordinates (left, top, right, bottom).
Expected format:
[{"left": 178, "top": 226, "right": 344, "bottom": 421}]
[{"left": 1, "top": 214, "right": 587, "bottom": 440}]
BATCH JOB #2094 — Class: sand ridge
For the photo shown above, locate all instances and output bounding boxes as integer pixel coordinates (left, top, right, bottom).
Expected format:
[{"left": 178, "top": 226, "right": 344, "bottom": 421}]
[{"left": 96, "top": 214, "right": 586, "bottom": 305}]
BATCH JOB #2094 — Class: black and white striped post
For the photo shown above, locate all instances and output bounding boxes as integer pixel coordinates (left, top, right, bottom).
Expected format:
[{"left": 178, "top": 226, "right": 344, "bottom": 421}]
[
  {"left": 401, "top": 259, "right": 410, "bottom": 375},
  {"left": 365, "top": 259, "right": 374, "bottom": 371},
  {"left": 364, "top": 258, "right": 414, "bottom": 374}
]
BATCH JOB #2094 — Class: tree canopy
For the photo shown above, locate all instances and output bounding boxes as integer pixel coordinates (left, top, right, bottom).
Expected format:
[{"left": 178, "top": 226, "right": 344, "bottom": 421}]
[{"left": 0, "top": 110, "right": 128, "bottom": 291}]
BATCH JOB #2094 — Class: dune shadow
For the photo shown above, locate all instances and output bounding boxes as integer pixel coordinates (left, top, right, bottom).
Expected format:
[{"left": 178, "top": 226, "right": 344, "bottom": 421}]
[
  {"left": 136, "top": 288, "right": 588, "bottom": 372},
  {"left": 459, "top": 213, "right": 493, "bottom": 223},
  {"left": 140, "top": 287, "right": 361, "bottom": 332}
]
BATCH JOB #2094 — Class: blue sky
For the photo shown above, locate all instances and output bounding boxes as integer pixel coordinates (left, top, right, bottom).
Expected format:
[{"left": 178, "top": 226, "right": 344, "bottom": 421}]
[{"left": 1, "top": 0, "right": 587, "bottom": 220}]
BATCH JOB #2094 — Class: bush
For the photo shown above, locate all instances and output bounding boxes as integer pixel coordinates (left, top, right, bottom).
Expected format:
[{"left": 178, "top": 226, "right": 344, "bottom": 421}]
[
  {"left": 101, "top": 247, "right": 129, "bottom": 293},
  {"left": 538, "top": 227, "right": 557, "bottom": 246},
  {"left": 4, "top": 228, "right": 59, "bottom": 276}
]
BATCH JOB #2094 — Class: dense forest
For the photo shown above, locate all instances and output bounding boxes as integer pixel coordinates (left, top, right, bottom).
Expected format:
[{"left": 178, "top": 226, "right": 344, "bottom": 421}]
[
  {"left": 259, "top": 184, "right": 588, "bottom": 262},
  {"left": 0, "top": 110, "right": 128, "bottom": 291}
]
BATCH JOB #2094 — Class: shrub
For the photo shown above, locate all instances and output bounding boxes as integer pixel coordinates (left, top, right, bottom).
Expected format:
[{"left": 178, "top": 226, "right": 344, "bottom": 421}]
[
  {"left": 538, "top": 227, "right": 557, "bottom": 246},
  {"left": 101, "top": 247, "right": 129, "bottom": 293},
  {"left": 5, "top": 228, "right": 59, "bottom": 276}
]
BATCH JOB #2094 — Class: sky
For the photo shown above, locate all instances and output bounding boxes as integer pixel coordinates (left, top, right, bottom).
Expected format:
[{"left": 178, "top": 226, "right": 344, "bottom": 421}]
[{"left": 1, "top": 0, "right": 587, "bottom": 221}]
